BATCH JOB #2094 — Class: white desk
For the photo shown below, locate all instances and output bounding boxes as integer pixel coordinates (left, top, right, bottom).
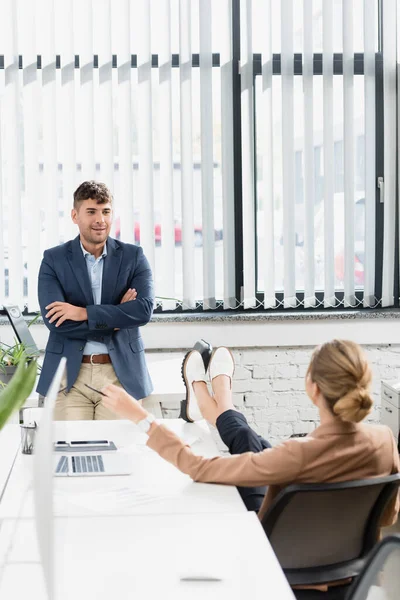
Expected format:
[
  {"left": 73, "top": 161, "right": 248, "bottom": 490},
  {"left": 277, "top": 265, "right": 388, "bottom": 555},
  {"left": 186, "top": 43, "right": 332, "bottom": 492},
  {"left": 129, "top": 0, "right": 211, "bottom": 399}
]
[
  {"left": 0, "top": 513, "right": 294, "bottom": 600},
  {"left": 0, "top": 419, "right": 295, "bottom": 600},
  {"left": 0, "top": 419, "right": 245, "bottom": 518},
  {"left": 0, "top": 426, "right": 20, "bottom": 500}
]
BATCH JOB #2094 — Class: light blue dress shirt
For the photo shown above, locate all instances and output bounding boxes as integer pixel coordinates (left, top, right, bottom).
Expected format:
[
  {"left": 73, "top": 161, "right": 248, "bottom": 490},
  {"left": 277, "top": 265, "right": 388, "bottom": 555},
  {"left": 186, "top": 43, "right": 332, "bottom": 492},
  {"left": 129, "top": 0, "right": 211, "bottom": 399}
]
[{"left": 81, "top": 242, "right": 109, "bottom": 356}]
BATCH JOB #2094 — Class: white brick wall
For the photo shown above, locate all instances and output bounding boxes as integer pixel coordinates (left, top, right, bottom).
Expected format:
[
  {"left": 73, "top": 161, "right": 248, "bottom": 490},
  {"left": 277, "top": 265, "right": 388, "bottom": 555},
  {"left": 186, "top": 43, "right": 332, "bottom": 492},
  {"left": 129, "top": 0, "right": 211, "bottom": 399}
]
[{"left": 160, "top": 343, "right": 400, "bottom": 446}]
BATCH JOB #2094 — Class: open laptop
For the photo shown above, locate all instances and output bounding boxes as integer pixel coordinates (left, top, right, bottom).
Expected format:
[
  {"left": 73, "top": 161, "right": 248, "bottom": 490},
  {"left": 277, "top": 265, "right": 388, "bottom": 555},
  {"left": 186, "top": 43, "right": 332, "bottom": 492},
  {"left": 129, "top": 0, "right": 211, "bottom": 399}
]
[
  {"left": 35, "top": 358, "right": 133, "bottom": 477},
  {"left": 53, "top": 417, "right": 132, "bottom": 476},
  {"left": 54, "top": 450, "right": 132, "bottom": 477}
]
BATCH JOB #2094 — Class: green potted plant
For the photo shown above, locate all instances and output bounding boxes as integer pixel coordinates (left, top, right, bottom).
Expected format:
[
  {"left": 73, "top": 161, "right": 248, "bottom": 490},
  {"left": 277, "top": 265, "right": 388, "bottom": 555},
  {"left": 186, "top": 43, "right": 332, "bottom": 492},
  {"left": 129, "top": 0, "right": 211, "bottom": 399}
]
[
  {"left": 0, "top": 341, "right": 40, "bottom": 386},
  {"left": 0, "top": 312, "right": 41, "bottom": 387},
  {"left": 0, "top": 353, "right": 38, "bottom": 429}
]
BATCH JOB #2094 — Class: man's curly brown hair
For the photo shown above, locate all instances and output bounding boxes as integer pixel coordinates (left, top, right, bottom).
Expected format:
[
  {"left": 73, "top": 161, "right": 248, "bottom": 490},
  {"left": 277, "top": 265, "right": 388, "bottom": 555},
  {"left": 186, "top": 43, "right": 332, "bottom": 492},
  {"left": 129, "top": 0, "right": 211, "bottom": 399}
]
[{"left": 73, "top": 181, "right": 113, "bottom": 209}]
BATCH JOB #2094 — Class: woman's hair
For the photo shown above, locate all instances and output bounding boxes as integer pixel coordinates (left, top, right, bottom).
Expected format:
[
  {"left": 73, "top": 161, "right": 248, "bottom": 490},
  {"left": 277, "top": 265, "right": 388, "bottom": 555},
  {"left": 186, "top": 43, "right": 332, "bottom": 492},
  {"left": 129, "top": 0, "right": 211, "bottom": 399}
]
[{"left": 307, "top": 339, "right": 373, "bottom": 423}]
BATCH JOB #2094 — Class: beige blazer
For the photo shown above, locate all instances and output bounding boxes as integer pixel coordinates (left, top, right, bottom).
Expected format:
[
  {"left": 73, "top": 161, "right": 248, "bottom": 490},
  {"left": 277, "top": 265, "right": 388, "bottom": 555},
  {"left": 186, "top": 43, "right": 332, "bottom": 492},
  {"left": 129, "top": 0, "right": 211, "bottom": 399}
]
[{"left": 147, "top": 419, "right": 400, "bottom": 525}]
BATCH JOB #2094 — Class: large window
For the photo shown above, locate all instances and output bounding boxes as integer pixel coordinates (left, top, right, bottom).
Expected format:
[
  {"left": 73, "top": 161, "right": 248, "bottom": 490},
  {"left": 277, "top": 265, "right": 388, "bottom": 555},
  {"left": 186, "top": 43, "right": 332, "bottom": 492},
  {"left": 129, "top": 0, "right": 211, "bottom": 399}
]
[
  {"left": 0, "top": 0, "right": 397, "bottom": 313},
  {"left": 250, "top": 0, "right": 386, "bottom": 309}
]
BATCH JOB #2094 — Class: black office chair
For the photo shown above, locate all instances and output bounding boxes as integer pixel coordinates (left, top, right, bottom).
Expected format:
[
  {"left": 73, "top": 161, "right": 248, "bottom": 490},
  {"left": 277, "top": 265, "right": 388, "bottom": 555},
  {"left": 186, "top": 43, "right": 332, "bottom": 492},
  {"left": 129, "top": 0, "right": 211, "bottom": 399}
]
[
  {"left": 345, "top": 534, "right": 400, "bottom": 600},
  {"left": 261, "top": 474, "right": 400, "bottom": 600}
]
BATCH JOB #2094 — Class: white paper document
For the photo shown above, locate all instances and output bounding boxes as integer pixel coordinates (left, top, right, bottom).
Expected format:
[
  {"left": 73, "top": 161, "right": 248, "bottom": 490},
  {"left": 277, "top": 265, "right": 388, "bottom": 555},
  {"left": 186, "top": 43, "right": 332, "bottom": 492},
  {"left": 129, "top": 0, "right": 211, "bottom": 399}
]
[{"left": 54, "top": 486, "right": 168, "bottom": 513}]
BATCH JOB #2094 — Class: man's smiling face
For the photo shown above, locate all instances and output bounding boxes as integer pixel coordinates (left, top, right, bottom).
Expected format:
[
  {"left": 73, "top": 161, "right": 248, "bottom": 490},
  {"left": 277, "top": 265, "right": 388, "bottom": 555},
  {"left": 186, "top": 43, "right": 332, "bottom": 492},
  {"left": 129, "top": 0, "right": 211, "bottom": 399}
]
[{"left": 71, "top": 198, "right": 113, "bottom": 248}]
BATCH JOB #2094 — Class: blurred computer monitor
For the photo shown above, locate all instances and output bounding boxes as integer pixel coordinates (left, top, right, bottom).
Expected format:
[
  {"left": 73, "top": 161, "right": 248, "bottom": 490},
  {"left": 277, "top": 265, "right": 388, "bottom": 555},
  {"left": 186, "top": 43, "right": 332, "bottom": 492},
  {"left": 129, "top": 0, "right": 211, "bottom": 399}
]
[{"left": 3, "top": 304, "right": 40, "bottom": 355}]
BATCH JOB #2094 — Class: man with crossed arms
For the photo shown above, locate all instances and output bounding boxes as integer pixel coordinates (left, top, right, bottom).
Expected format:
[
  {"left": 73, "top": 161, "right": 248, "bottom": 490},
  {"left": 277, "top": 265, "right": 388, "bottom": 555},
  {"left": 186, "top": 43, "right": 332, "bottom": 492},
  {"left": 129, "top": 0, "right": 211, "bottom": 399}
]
[{"left": 37, "top": 180, "right": 154, "bottom": 420}]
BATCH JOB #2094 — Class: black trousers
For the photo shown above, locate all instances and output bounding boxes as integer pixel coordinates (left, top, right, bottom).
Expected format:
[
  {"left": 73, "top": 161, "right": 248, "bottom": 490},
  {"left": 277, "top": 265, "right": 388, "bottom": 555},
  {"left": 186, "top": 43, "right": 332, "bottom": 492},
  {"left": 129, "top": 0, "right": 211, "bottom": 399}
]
[{"left": 216, "top": 409, "right": 271, "bottom": 512}]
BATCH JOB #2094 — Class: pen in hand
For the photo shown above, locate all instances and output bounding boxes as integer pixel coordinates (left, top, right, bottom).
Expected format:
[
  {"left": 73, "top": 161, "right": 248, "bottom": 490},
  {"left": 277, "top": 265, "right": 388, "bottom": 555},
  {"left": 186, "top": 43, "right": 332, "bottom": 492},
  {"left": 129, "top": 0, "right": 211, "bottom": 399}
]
[{"left": 84, "top": 383, "right": 106, "bottom": 397}]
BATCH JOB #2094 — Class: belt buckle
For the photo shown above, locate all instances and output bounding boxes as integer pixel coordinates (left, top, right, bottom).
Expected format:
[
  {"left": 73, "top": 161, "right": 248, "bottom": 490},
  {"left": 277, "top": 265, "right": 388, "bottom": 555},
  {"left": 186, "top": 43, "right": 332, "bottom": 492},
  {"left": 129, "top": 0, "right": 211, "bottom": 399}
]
[{"left": 90, "top": 353, "right": 96, "bottom": 365}]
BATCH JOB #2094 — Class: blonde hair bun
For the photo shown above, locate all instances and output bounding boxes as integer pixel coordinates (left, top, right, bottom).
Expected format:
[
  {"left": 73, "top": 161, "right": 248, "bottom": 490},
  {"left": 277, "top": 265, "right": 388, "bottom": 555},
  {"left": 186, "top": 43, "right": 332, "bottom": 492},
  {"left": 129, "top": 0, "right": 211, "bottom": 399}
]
[
  {"left": 308, "top": 339, "right": 374, "bottom": 423},
  {"left": 333, "top": 387, "right": 373, "bottom": 423}
]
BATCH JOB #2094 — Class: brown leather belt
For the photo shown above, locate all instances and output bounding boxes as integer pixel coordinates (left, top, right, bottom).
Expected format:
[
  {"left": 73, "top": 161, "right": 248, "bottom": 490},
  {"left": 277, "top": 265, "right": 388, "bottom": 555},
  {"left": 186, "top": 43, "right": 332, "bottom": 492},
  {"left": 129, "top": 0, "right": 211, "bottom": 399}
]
[{"left": 82, "top": 354, "right": 111, "bottom": 364}]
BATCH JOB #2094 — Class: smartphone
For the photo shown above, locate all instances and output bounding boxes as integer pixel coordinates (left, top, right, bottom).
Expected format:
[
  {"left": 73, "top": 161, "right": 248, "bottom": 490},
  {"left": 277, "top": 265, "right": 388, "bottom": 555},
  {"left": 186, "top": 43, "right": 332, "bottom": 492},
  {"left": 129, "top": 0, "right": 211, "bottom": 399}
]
[
  {"left": 54, "top": 440, "right": 117, "bottom": 452},
  {"left": 84, "top": 383, "right": 106, "bottom": 396},
  {"left": 70, "top": 440, "right": 111, "bottom": 446}
]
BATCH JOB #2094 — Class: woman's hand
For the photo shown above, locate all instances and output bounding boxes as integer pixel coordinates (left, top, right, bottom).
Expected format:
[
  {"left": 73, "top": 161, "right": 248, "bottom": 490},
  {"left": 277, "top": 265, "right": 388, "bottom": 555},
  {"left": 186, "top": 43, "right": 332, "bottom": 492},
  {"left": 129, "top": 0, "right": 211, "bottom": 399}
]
[{"left": 101, "top": 384, "right": 148, "bottom": 424}]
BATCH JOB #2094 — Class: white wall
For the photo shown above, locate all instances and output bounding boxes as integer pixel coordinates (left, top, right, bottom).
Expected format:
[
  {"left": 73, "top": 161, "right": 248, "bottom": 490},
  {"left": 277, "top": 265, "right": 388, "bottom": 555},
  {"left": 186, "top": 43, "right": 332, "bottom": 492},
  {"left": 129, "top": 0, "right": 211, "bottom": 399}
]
[
  {"left": 2, "top": 316, "right": 400, "bottom": 350},
  {"left": 2, "top": 319, "right": 399, "bottom": 444},
  {"left": 161, "top": 343, "right": 400, "bottom": 445}
]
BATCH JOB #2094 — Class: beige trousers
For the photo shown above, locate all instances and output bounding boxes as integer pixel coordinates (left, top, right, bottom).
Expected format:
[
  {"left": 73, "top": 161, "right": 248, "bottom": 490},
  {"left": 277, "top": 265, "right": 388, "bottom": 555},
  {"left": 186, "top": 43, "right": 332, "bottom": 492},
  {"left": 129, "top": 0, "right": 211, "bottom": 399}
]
[{"left": 54, "top": 363, "right": 131, "bottom": 421}]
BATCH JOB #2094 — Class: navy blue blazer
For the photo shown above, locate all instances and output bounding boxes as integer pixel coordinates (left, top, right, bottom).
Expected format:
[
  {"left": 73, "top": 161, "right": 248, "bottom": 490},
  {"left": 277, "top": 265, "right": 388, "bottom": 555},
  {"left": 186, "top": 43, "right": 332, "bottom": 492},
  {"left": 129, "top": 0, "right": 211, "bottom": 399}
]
[{"left": 37, "top": 235, "right": 154, "bottom": 400}]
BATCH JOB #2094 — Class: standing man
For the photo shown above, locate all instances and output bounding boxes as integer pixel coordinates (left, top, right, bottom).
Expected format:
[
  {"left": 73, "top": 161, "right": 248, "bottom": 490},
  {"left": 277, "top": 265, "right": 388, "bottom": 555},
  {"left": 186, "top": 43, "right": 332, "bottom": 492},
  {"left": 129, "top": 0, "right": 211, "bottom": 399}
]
[{"left": 37, "top": 181, "right": 154, "bottom": 420}]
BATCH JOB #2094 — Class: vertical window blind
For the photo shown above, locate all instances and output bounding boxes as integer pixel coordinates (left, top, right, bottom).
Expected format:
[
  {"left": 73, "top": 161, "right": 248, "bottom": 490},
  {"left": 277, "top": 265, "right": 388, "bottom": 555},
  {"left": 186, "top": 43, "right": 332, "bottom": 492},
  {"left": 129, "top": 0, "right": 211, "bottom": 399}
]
[
  {"left": 382, "top": 0, "right": 397, "bottom": 307},
  {"left": 322, "top": 0, "right": 335, "bottom": 308},
  {"left": 0, "top": 0, "right": 398, "bottom": 313},
  {"left": 252, "top": 0, "right": 396, "bottom": 309},
  {"left": 0, "top": 0, "right": 233, "bottom": 312},
  {"left": 303, "top": 0, "right": 316, "bottom": 309},
  {"left": 363, "top": 0, "right": 376, "bottom": 308}
]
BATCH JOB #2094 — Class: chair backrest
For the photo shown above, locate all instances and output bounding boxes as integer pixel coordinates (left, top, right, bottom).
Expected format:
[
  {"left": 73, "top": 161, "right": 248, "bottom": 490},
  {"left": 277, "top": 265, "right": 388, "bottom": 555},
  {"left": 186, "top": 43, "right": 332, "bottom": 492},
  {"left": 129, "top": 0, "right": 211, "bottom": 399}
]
[
  {"left": 261, "top": 475, "right": 400, "bottom": 584},
  {"left": 345, "top": 535, "right": 400, "bottom": 600}
]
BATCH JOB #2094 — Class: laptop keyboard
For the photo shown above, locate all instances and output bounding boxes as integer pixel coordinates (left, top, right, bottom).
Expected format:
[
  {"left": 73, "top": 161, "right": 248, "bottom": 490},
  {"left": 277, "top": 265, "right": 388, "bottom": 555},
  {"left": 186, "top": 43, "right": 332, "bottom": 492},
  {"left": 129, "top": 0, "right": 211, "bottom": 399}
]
[
  {"left": 56, "top": 455, "right": 105, "bottom": 474},
  {"left": 56, "top": 455, "right": 69, "bottom": 474}
]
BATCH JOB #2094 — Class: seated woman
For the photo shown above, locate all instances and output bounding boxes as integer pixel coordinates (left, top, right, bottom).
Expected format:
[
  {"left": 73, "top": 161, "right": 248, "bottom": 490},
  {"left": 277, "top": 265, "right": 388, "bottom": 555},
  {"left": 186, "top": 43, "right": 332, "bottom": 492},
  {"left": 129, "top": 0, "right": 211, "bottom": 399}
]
[{"left": 101, "top": 339, "right": 399, "bottom": 523}]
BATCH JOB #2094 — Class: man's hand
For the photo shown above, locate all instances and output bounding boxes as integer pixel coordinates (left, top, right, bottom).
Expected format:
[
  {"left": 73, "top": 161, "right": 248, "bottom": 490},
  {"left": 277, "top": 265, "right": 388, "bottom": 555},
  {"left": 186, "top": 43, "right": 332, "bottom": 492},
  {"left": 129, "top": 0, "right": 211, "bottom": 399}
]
[
  {"left": 45, "top": 302, "right": 88, "bottom": 327},
  {"left": 120, "top": 288, "right": 137, "bottom": 303},
  {"left": 46, "top": 290, "right": 137, "bottom": 329},
  {"left": 113, "top": 288, "right": 137, "bottom": 331}
]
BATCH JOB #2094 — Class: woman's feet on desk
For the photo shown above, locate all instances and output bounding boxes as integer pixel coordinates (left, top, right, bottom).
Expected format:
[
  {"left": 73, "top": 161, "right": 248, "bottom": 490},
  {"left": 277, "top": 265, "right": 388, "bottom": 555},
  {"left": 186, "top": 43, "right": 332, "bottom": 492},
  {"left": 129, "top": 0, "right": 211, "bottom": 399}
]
[
  {"left": 180, "top": 344, "right": 237, "bottom": 425},
  {"left": 209, "top": 347, "right": 235, "bottom": 388},
  {"left": 181, "top": 350, "right": 208, "bottom": 422},
  {"left": 208, "top": 347, "right": 237, "bottom": 417},
  {"left": 180, "top": 340, "right": 212, "bottom": 423}
]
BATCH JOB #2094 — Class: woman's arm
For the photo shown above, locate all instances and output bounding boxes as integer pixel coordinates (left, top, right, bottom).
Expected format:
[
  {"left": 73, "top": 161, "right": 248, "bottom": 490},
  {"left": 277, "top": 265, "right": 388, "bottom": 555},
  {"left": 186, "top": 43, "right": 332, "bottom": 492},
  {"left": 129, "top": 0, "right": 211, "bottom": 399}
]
[
  {"left": 101, "top": 383, "right": 304, "bottom": 487},
  {"left": 147, "top": 422, "right": 304, "bottom": 487}
]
